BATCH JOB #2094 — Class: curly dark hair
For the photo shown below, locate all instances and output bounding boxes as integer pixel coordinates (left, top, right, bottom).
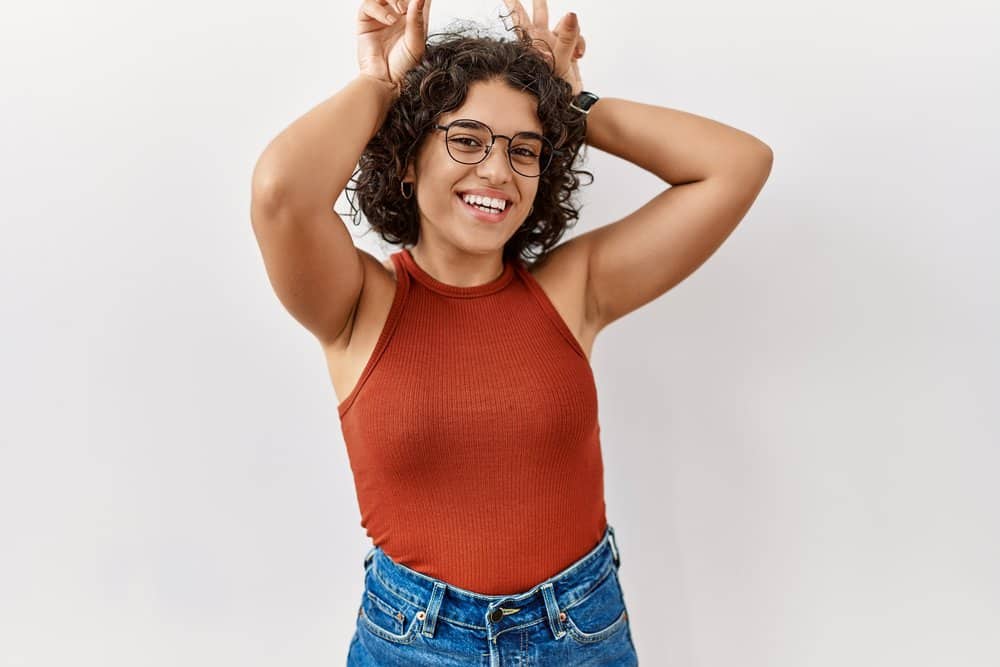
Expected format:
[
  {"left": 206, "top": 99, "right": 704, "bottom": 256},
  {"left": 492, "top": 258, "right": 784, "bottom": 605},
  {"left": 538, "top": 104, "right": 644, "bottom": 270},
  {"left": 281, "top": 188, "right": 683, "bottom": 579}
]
[{"left": 339, "top": 15, "right": 594, "bottom": 268}]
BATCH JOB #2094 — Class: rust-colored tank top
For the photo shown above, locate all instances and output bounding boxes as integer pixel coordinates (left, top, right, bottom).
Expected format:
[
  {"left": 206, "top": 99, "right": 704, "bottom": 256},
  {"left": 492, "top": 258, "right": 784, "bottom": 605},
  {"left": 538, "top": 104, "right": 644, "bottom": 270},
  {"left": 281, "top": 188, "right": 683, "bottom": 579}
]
[{"left": 337, "top": 247, "right": 607, "bottom": 595}]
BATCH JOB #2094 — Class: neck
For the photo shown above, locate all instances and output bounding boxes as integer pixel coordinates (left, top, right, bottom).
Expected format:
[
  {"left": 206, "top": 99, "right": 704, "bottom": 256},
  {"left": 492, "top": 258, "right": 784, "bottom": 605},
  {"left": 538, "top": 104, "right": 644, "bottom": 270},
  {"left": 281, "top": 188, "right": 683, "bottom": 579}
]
[{"left": 408, "top": 244, "right": 505, "bottom": 288}]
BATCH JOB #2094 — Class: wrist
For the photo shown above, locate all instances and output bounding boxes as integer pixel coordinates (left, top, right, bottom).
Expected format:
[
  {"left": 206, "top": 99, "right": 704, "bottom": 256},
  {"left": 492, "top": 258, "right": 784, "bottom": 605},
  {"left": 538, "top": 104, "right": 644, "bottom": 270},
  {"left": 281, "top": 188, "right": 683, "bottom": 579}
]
[
  {"left": 357, "top": 73, "right": 400, "bottom": 103},
  {"left": 570, "top": 90, "right": 600, "bottom": 115}
]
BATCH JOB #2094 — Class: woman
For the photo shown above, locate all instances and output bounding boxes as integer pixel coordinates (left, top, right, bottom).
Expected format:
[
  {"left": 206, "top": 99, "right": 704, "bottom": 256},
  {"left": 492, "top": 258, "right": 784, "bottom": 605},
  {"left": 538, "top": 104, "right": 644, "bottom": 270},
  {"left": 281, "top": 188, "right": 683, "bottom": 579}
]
[{"left": 250, "top": 0, "right": 773, "bottom": 663}]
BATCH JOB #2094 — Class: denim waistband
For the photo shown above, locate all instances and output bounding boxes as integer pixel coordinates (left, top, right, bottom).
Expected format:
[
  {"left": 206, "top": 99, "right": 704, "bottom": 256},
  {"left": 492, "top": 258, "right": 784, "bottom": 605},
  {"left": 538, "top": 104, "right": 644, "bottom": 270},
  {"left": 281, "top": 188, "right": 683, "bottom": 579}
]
[{"left": 361, "top": 524, "right": 621, "bottom": 640}]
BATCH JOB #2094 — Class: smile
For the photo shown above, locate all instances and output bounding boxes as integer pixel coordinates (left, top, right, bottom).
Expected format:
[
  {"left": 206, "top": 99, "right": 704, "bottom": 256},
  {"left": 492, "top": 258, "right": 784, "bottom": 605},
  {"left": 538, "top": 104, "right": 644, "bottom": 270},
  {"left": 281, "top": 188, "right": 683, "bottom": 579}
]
[{"left": 456, "top": 193, "right": 512, "bottom": 223}]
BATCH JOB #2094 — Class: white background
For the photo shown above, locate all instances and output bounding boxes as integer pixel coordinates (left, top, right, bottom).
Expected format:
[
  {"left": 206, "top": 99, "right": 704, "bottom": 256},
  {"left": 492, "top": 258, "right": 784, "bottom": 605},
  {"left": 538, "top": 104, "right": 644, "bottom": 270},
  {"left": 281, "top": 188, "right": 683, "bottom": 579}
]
[{"left": 1, "top": 0, "right": 998, "bottom": 665}]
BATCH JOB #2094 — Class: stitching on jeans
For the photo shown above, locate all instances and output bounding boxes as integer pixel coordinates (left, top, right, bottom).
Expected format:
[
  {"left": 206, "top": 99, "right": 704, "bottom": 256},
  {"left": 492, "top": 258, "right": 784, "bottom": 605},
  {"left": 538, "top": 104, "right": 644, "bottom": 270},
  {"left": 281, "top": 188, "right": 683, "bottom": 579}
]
[
  {"left": 438, "top": 616, "right": 487, "bottom": 631},
  {"left": 372, "top": 565, "right": 426, "bottom": 609},
  {"left": 371, "top": 562, "right": 614, "bottom": 632},
  {"left": 358, "top": 607, "right": 420, "bottom": 644},
  {"left": 371, "top": 562, "right": 615, "bottom": 631},
  {"left": 366, "top": 529, "right": 617, "bottom": 635},
  {"left": 366, "top": 590, "right": 404, "bottom": 626},
  {"left": 563, "top": 609, "right": 628, "bottom": 643},
  {"left": 492, "top": 616, "right": 546, "bottom": 640},
  {"left": 562, "top": 564, "right": 615, "bottom": 611},
  {"left": 373, "top": 566, "right": 490, "bottom": 630}
]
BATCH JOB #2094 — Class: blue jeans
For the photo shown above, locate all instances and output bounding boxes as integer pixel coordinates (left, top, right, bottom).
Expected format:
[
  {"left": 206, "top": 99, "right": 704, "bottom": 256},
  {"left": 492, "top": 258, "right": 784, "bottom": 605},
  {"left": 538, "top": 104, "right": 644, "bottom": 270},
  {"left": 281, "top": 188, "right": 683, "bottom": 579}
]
[{"left": 347, "top": 524, "right": 638, "bottom": 666}]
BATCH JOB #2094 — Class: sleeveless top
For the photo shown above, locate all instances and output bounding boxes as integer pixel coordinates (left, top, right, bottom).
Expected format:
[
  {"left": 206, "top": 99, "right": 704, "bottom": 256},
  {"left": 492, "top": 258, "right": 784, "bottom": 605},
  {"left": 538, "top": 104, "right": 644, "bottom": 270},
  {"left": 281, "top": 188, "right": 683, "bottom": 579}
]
[{"left": 337, "top": 247, "right": 608, "bottom": 595}]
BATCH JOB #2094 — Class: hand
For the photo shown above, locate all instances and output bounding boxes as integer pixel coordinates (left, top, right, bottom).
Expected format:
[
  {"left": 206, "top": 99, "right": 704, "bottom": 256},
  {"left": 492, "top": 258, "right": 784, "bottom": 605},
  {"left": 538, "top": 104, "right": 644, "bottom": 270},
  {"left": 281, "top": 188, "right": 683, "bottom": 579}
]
[
  {"left": 356, "top": 0, "right": 433, "bottom": 95},
  {"left": 502, "top": 0, "right": 586, "bottom": 97}
]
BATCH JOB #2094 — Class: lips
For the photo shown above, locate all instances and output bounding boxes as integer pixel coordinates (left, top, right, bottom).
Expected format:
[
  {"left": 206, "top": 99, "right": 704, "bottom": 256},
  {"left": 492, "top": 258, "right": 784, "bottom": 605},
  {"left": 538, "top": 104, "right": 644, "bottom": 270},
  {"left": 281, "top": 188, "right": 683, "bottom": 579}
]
[
  {"left": 456, "top": 193, "right": 511, "bottom": 223},
  {"left": 457, "top": 189, "right": 514, "bottom": 204}
]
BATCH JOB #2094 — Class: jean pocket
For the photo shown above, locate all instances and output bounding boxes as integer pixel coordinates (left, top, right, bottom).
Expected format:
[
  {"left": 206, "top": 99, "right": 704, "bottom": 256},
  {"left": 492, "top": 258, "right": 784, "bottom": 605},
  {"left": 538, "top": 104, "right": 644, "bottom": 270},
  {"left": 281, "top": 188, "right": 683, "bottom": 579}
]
[
  {"left": 561, "top": 568, "right": 630, "bottom": 644},
  {"left": 357, "top": 568, "right": 421, "bottom": 645}
]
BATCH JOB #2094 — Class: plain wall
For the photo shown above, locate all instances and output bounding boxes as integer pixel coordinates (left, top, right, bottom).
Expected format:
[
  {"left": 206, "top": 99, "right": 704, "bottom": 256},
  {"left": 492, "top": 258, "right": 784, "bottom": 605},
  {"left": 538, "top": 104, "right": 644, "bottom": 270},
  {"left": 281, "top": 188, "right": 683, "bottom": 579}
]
[{"left": 1, "top": 0, "right": 997, "bottom": 664}]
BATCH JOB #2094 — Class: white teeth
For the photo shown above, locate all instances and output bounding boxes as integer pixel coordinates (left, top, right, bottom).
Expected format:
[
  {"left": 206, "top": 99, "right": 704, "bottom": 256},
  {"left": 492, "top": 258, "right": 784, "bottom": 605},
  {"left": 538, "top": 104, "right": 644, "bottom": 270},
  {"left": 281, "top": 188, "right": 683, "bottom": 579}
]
[{"left": 461, "top": 193, "right": 507, "bottom": 211}]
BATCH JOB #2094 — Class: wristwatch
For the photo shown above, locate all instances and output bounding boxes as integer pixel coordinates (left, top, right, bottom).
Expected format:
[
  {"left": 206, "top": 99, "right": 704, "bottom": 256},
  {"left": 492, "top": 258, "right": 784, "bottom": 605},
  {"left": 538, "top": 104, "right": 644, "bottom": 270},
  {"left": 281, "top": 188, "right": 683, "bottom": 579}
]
[{"left": 570, "top": 91, "right": 600, "bottom": 115}]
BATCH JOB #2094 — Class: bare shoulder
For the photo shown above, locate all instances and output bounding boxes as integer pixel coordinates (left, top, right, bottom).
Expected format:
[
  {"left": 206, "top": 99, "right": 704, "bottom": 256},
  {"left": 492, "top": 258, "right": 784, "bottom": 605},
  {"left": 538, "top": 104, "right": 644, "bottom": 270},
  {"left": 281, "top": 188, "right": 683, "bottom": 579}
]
[
  {"left": 321, "top": 247, "right": 399, "bottom": 404},
  {"left": 525, "top": 236, "right": 600, "bottom": 359},
  {"left": 323, "top": 248, "right": 396, "bottom": 352},
  {"left": 529, "top": 235, "right": 585, "bottom": 282},
  {"left": 372, "top": 249, "right": 396, "bottom": 280}
]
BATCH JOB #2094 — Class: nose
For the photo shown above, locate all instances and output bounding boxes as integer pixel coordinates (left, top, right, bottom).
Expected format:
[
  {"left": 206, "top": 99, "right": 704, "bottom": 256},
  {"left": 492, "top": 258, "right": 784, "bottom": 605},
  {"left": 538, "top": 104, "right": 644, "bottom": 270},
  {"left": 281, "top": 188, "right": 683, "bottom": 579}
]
[{"left": 476, "top": 140, "right": 514, "bottom": 183}]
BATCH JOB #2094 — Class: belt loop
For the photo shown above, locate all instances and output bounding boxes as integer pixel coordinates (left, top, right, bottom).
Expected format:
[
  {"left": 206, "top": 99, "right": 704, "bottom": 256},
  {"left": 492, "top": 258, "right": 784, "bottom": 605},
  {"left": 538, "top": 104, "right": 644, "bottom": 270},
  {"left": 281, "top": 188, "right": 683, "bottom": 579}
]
[
  {"left": 421, "top": 582, "right": 447, "bottom": 638},
  {"left": 362, "top": 546, "right": 376, "bottom": 571},
  {"left": 540, "top": 583, "right": 566, "bottom": 640},
  {"left": 607, "top": 525, "right": 621, "bottom": 569}
]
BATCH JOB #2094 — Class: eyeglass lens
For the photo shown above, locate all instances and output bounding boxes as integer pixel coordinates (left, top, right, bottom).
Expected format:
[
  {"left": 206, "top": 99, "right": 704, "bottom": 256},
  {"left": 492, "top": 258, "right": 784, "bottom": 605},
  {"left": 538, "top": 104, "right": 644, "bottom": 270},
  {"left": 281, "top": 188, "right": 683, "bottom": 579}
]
[{"left": 445, "top": 120, "right": 551, "bottom": 177}]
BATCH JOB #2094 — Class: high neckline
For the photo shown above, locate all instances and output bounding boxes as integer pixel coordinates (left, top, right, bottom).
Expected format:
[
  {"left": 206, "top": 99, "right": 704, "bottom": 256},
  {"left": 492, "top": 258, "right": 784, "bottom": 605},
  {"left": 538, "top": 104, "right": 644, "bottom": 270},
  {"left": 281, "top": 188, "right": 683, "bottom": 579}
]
[{"left": 398, "top": 247, "right": 515, "bottom": 298}]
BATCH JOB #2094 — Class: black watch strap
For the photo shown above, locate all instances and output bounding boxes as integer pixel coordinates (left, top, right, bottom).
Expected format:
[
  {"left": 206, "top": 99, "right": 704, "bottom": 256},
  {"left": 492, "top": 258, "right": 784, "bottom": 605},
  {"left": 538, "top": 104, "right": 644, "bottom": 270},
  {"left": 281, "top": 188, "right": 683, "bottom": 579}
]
[{"left": 570, "top": 91, "right": 600, "bottom": 114}]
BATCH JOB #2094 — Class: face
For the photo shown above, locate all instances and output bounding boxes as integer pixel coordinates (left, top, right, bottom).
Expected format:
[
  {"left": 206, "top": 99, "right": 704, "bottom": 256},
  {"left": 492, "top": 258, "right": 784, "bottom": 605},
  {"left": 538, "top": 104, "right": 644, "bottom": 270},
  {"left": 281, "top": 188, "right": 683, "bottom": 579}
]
[{"left": 403, "top": 78, "right": 544, "bottom": 256}]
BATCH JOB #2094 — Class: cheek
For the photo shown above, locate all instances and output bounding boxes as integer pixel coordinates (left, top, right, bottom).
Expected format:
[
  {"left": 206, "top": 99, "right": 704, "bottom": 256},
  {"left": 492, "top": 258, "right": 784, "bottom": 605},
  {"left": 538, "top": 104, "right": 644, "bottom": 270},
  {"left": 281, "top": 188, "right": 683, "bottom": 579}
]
[
  {"left": 420, "top": 160, "right": 463, "bottom": 196},
  {"left": 524, "top": 185, "right": 540, "bottom": 209}
]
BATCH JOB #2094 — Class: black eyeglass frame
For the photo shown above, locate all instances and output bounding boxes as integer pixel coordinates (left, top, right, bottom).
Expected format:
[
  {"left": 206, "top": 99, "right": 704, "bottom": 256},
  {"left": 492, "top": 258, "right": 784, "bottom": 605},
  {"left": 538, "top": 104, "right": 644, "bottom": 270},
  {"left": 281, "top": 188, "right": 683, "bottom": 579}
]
[{"left": 432, "top": 119, "right": 564, "bottom": 178}]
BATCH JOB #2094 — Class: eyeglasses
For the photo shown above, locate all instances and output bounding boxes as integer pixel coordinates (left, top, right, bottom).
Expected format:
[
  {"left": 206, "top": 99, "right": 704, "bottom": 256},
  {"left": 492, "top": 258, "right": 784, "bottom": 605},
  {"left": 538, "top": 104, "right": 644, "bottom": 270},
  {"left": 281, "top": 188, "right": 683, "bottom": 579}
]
[{"left": 432, "top": 119, "right": 561, "bottom": 178}]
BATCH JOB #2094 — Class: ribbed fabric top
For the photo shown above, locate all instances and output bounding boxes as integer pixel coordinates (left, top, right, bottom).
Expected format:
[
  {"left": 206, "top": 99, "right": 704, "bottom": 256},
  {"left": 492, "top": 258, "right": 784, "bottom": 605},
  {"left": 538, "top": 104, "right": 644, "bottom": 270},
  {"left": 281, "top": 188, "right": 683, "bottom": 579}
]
[{"left": 337, "top": 247, "right": 607, "bottom": 595}]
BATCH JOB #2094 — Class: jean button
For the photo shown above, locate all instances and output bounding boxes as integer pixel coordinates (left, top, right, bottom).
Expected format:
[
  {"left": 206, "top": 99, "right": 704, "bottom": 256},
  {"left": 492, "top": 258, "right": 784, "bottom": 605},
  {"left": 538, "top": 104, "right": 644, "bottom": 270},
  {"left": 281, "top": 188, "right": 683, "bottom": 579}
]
[{"left": 488, "top": 608, "right": 503, "bottom": 622}]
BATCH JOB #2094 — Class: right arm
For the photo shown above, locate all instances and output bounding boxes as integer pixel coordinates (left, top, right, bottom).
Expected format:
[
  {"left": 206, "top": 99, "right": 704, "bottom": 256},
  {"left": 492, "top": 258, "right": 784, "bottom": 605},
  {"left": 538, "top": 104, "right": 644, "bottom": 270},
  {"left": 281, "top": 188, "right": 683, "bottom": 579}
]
[
  {"left": 249, "top": 74, "right": 398, "bottom": 346},
  {"left": 249, "top": 0, "right": 428, "bottom": 346}
]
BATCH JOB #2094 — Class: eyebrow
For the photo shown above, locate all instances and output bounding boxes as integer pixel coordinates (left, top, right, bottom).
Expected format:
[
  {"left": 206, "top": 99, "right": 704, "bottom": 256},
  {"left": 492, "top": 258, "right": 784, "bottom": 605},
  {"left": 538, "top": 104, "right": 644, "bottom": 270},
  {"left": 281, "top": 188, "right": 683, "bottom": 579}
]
[{"left": 449, "top": 118, "right": 544, "bottom": 137}]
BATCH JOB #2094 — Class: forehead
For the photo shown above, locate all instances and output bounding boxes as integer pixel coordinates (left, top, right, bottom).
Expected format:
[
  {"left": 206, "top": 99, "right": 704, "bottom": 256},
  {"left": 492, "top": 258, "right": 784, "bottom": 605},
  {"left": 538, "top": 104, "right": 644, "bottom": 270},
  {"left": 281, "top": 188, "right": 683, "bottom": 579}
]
[{"left": 439, "top": 79, "right": 543, "bottom": 135}]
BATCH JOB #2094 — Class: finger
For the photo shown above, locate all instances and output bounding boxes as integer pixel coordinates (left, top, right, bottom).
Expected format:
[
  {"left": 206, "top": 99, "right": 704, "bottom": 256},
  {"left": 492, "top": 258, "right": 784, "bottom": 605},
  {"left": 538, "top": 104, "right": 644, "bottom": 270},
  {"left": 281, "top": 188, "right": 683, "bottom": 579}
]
[
  {"left": 531, "top": 0, "right": 548, "bottom": 28},
  {"left": 382, "top": 0, "right": 403, "bottom": 23},
  {"left": 359, "top": 0, "right": 400, "bottom": 25},
  {"left": 552, "top": 12, "right": 580, "bottom": 66},
  {"left": 575, "top": 34, "right": 586, "bottom": 58},
  {"left": 404, "top": 0, "right": 428, "bottom": 56}
]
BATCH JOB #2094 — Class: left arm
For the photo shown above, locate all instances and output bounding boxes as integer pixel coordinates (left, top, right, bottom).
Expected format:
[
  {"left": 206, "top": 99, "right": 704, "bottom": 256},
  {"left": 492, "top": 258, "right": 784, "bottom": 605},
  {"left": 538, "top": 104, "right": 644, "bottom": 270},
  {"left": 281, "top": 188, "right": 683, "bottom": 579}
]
[
  {"left": 578, "top": 96, "right": 774, "bottom": 332},
  {"left": 498, "top": 0, "right": 773, "bottom": 333}
]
